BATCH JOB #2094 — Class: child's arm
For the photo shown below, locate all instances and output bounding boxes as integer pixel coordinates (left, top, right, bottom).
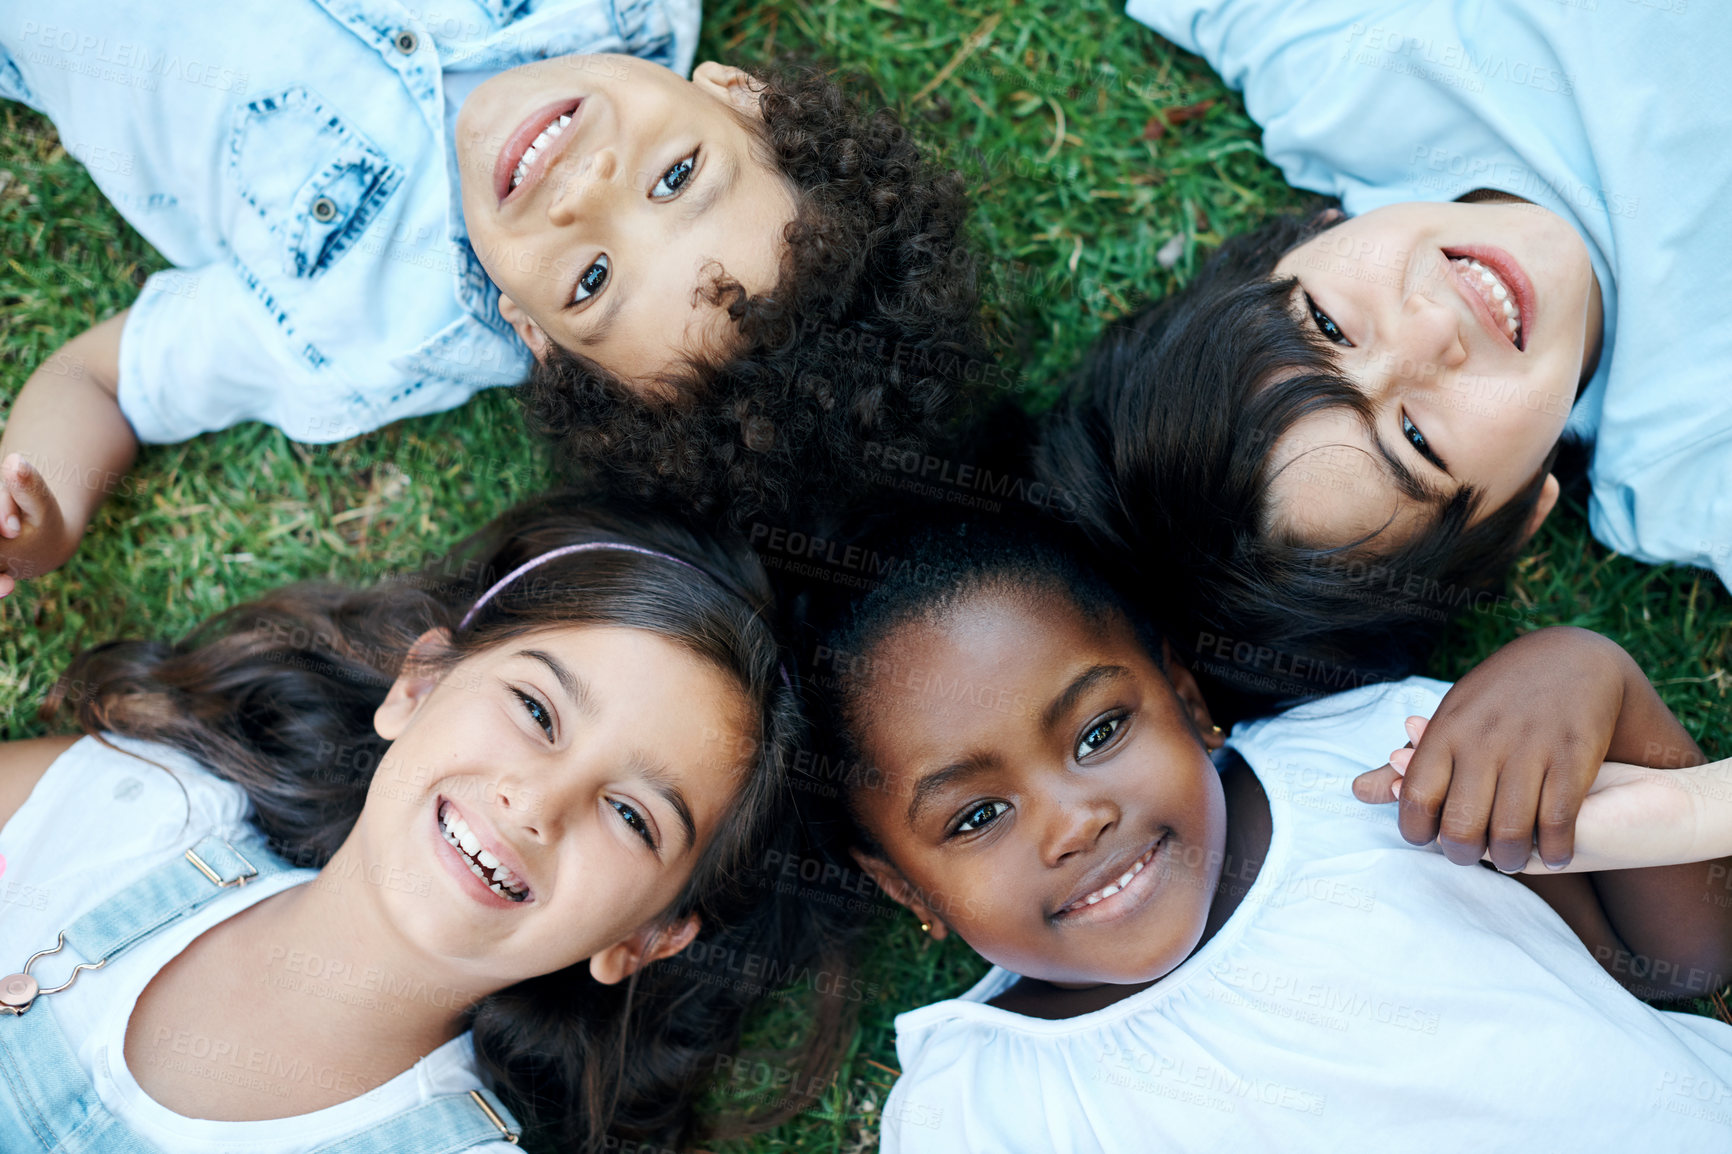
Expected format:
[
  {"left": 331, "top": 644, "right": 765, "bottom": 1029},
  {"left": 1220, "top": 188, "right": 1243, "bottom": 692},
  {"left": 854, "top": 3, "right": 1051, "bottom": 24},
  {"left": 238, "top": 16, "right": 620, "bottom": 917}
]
[
  {"left": 1397, "top": 725, "right": 1732, "bottom": 1001},
  {"left": 1356, "top": 628, "right": 1732, "bottom": 1000},
  {"left": 0, "top": 736, "right": 79, "bottom": 829},
  {"left": 1354, "top": 627, "right": 1695, "bottom": 870},
  {"left": 0, "top": 311, "right": 137, "bottom": 596},
  {"left": 1512, "top": 756, "right": 1732, "bottom": 874}
]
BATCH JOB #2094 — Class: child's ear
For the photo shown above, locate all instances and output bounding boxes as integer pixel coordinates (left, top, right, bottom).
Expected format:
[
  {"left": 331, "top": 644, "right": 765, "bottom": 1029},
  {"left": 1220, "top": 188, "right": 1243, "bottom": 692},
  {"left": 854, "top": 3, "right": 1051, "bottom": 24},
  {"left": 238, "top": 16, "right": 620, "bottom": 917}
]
[
  {"left": 1159, "top": 639, "right": 1224, "bottom": 751},
  {"left": 375, "top": 629, "right": 454, "bottom": 740},
  {"left": 849, "top": 847, "right": 949, "bottom": 940},
  {"left": 1520, "top": 473, "right": 1561, "bottom": 543},
  {"left": 691, "top": 61, "right": 768, "bottom": 119},
  {"left": 497, "top": 293, "right": 550, "bottom": 360},
  {"left": 589, "top": 915, "right": 702, "bottom": 985}
]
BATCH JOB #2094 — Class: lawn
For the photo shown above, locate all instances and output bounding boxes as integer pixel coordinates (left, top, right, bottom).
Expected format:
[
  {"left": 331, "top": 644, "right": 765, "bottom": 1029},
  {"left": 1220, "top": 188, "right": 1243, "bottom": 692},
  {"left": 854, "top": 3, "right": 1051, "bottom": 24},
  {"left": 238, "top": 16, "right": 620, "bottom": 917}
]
[{"left": 3, "top": 1, "right": 1728, "bottom": 1150}]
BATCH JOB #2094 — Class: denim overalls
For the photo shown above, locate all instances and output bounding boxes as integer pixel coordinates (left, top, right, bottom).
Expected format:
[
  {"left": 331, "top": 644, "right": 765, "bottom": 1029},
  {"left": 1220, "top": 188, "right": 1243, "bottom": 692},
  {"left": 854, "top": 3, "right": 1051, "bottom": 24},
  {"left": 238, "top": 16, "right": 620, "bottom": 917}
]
[{"left": 0, "top": 835, "right": 521, "bottom": 1153}]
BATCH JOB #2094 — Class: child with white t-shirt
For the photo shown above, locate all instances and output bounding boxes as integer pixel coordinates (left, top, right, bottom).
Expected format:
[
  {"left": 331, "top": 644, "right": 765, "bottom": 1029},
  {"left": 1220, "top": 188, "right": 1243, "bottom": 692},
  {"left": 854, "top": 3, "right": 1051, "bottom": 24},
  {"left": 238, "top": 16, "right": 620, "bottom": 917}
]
[
  {"left": 807, "top": 511, "right": 1732, "bottom": 1152},
  {"left": 0, "top": 0, "right": 986, "bottom": 595},
  {"left": 1038, "top": 0, "right": 1732, "bottom": 706},
  {"left": 0, "top": 495, "right": 841, "bottom": 1153}
]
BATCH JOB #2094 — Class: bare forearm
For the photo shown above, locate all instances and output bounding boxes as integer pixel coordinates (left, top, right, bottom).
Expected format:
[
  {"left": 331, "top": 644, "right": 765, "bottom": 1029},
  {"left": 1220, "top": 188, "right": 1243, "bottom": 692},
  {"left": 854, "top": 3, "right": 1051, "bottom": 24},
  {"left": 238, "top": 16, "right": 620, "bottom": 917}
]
[
  {"left": 1587, "top": 655, "right": 1732, "bottom": 984},
  {"left": 1605, "top": 640, "right": 1704, "bottom": 769},
  {"left": 0, "top": 312, "right": 138, "bottom": 544}
]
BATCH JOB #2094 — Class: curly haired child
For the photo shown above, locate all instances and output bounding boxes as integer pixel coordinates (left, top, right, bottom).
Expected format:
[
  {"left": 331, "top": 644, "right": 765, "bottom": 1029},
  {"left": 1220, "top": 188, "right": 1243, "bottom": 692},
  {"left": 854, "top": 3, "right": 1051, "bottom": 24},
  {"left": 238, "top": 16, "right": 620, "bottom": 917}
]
[
  {"left": 0, "top": 3, "right": 986, "bottom": 594},
  {"left": 808, "top": 510, "right": 1732, "bottom": 1151}
]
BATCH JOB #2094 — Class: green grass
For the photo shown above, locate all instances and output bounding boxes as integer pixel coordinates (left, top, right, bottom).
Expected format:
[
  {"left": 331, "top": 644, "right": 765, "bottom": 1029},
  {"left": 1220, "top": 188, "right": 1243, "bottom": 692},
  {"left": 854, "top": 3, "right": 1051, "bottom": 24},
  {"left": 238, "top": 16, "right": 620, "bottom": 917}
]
[{"left": 2, "top": 2, "right": 1728, "bottom": 1150}]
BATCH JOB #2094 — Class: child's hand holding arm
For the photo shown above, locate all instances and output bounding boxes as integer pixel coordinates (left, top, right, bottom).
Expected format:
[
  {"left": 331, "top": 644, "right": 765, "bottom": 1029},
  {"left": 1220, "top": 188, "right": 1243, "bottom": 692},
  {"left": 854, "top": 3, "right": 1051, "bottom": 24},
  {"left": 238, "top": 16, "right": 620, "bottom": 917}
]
[
  {"left": 0, "top": 311, "right": 137, "bottom": 596},
  {"left": 1351, "top": 627, "right": 1691, "bottom": 871},
  {"left": 1355, "top": 627, "right": 1732, "bottom": 1000},
  {"left": 1512, "top": 755, "right": 1732, "bottom": 874}
]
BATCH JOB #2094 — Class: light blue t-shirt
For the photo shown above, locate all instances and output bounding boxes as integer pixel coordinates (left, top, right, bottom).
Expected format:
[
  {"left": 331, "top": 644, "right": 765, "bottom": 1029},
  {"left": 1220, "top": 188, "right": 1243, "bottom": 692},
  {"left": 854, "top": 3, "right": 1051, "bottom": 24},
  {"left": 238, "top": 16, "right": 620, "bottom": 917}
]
[
  {"left": 1127, "top": 0, "right": 1732, "bottom": 588},
  {"left": 0, "top": 0, "right": 699, "bottom": 445}
]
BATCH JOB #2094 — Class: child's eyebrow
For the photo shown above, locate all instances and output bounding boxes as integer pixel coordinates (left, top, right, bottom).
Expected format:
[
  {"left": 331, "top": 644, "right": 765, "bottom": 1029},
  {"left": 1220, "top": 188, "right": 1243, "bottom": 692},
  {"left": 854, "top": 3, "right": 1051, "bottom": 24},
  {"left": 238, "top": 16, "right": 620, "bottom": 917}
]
[
  {"left": 1041, "top": 664, "right": 1133, "bottom": 732},
  {"left": 575, "top": 285, "right": 625, "bottom": 349},
  {"left": 905, "top": 752, "right": 996, "bottom": 830},
  {"left": 626, "top": 752, "right": 699, "bottom": 852},
  {"left": 679, "top": 147, "right": 738, "bottom": 225},
  {"left": 519, "top": 649, "right": 598, "bottom": 719},
  {"left": 1368, "top": 429, "right": 1455, "bottom": 507}
]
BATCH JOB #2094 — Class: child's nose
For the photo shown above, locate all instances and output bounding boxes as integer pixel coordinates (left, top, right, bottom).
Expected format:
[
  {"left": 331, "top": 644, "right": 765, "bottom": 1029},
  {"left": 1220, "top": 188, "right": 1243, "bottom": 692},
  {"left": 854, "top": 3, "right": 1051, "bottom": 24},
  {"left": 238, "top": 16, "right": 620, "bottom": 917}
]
[
  {"left": 545, "top": 147, "right": 624, "bottom": 226},
  {"left": 1040, "top": 795, "right": 1120, "bottom": 867},
  {"left": 1390, "top": 290, "right": 1468, "bottom": 382}
]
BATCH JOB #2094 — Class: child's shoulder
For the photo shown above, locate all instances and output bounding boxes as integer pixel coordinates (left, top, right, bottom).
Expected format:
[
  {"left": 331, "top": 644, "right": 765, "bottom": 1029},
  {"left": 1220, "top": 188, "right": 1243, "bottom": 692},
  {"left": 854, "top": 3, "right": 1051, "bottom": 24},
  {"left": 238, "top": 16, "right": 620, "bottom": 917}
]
[{"left": 0, "top": 733, "right": 254, "bottom": 862}]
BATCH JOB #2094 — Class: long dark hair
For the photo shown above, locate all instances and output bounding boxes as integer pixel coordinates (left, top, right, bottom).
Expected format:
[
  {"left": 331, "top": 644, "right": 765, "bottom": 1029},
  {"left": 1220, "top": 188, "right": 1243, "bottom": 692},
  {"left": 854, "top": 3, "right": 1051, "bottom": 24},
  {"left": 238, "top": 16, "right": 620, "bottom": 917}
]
[
  {"left": 1037, "top": 209, "right": 1555, "bottom": 719},
  {"left": 520, "top": 61, "right": 991, "bottom": 529},
  {"left": 44, "top": 495, "right": 847, "bottom": 1152}
]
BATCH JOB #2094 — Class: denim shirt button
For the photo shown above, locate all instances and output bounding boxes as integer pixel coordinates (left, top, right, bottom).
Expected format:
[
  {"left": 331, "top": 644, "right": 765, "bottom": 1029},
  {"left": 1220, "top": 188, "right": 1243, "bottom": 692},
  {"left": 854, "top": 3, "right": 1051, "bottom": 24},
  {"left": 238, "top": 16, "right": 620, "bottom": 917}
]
[
  {"left": 393, "top": 29, "right": 419, "bottom": 54},
  {"left": 310, "top": 195, "right": 340, "bottom": 223}
]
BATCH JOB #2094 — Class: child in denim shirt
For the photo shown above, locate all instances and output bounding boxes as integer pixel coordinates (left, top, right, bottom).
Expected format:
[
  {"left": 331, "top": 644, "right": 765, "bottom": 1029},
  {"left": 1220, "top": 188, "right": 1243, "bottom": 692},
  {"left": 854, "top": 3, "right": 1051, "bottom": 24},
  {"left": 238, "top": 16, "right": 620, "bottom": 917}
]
[{"left": 0, "top": 0, "right": 985, "bottom": 595}]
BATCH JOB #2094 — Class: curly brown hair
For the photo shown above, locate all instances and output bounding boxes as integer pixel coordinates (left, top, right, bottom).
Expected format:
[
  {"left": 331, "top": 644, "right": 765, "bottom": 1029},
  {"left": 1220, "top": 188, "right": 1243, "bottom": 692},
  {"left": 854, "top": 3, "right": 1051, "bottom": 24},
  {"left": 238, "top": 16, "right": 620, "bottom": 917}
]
[{"left": 519, "top": 62, "right": 994, "bottom": 529}]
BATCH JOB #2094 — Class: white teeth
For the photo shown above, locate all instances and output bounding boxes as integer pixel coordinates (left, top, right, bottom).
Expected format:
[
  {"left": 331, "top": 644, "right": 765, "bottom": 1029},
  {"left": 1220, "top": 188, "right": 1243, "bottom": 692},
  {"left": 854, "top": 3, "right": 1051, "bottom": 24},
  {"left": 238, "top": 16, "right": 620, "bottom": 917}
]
[
  {"left": 1450, "top": 257, "right": 1522, "bottom": 345},
  {"left": 1067, "top": 847, "right": 1156, "bottom": 912},
  {"left": 507, "top": 113, "right": 571, "bottom": 193},
  {"left": 440, "top": 802, "right": 527, "bottom": 900}
]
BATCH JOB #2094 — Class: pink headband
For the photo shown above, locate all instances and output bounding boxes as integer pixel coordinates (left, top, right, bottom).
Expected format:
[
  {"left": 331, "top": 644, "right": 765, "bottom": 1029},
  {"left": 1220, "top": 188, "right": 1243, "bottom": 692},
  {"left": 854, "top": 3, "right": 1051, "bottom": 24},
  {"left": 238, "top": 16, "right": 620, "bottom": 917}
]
[
  {"left": 458, "top": 542, "right": 715, "bottom": 630},
  {"left": 456, "top": 541, "right": 792, "bottom": 688}
]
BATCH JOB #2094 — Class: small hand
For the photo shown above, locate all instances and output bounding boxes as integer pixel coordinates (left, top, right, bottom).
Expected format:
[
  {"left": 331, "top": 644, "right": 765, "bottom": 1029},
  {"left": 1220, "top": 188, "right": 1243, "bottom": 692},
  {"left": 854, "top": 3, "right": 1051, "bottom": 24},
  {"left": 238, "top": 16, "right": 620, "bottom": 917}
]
[
  {"left": 1355, "top": 631, "right": 1632, "bottom": 872},
  {"left": 0, "top": 453, "right": 71, "bottom": 597}
]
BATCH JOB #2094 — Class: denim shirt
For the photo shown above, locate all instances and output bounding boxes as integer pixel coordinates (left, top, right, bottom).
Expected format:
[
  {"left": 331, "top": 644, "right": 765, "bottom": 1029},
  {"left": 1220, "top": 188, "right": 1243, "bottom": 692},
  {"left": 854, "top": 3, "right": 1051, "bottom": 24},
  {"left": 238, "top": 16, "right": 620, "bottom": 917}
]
[{"left": 0, "top": 0, "right": 699, "bottom": 444}]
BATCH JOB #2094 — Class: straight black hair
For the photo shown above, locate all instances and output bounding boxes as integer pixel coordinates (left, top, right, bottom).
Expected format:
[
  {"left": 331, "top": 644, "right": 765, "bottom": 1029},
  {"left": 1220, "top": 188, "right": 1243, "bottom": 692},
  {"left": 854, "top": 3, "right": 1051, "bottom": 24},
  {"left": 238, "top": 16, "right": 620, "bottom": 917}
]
[{"left": 1038, "top": 208, "right": 1556, "bottom": 719}]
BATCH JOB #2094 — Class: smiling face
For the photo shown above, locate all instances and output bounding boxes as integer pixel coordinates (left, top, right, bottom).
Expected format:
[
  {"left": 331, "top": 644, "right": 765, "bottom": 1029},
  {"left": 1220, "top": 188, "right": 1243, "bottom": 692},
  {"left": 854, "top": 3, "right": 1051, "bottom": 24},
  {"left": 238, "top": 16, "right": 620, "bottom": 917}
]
[
  {"left": 1265, "top": 200, "right": 1602, "bottom": 547},
  {"left": 455, "top": 56, "right": 798, "bottom": 390},
  {"left": 848, "top": 586, "right": 1229, "bottom": 987},
  {"left": 355, "top": 624, "right": 752, "bottom": 989}
]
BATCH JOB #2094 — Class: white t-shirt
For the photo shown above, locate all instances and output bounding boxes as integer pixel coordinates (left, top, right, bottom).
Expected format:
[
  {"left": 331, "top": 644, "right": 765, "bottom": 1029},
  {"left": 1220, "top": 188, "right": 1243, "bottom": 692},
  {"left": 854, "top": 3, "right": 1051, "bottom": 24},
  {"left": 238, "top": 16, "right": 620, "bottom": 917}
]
[
  {"left": 0, "top": 734, "right": 517, "bottom": 1154},
  {"left": 880, "top": 679, "right": 1732, "bottom": 1153},
  {"left": 1126, "top": 0, "right": 1732, "bottom": 588}
]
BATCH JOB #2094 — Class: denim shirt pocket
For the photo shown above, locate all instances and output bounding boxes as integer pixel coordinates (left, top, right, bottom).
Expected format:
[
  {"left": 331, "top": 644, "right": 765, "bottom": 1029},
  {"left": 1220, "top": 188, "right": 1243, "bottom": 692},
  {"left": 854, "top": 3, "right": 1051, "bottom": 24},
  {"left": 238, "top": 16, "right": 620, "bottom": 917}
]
[{"left": 226, "top": 86, "right": 402, "bottom": 280}]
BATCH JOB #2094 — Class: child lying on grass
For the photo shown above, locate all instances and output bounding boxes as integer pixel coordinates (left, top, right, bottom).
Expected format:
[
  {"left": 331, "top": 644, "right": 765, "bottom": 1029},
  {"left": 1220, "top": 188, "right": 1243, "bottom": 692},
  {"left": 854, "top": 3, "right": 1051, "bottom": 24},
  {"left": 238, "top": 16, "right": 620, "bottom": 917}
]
[
  {"left": 0, "top": 0, "right": 985, "bottom": 595},
  {"left": 808, "top": 510, "right": 1732, "bottom": 1151},
  {"left": 0, "top": 494, "right": 844, "bottom": 1152},
  {"left": 1041, "top": 0, "right": 1732, "bottom": 706}
]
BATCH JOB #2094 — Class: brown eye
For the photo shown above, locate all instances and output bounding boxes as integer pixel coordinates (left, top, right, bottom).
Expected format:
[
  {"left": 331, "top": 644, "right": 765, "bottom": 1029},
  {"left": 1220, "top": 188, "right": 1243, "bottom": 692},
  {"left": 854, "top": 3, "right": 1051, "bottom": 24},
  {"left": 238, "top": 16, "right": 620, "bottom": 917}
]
[
  {"left": 650, "top": 150, "right": 698, "bottom": 199},
  {"left": 952, "top": 800, "right": 1010, "bottom": 835},
  {"left": 1077, "top": 715, "right": 1124, "bottom": 759},
  {"left": 571, "top": 255, "right": 609, "bottom": 305},
  {"left": 1306, "top": 293, "right": 1353, "bottom": 346},
  {"left": 610, "top": 798, "right": 657, "bottom": 850}
]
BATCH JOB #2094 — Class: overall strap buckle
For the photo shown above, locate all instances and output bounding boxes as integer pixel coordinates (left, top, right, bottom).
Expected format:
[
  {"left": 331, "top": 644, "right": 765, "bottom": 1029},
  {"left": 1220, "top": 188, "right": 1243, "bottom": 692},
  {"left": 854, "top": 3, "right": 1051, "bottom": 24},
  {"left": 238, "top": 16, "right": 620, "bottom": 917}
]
[
  {"left": 184, "top": 839, "right": 260, "bottom": 888},
  {"left": 0, "top": 935, "right": 107, "bottom": 1016}
]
